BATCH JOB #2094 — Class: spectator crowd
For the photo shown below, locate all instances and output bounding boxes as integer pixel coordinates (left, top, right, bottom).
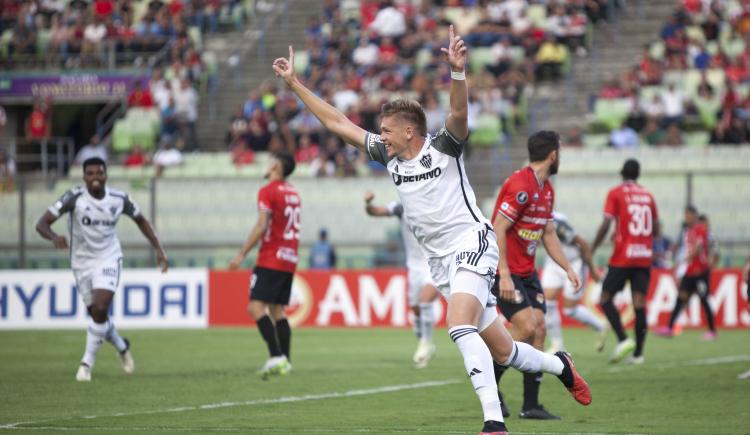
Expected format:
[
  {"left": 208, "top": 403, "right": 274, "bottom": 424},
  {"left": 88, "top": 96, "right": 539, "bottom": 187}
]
[
  {"left": 592, "top": 0, "right": 750, "bottom": 147},
  {"left": 225, "top": 0, "right": 614, "bottom": 177}
]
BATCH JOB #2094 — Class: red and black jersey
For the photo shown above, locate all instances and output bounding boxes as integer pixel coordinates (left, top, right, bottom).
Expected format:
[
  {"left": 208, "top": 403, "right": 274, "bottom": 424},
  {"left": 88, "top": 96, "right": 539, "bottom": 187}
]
[
  {"left": 256, "top": 180, "right": 301, "bottom": 273},
  {"left": 492, "top": 166, "right": 554, "bottom": 277},
  {"left": 684, "top": 222, "right": 710, "bottom": 276},
  {"left": 603, "top": 181, "right": 659, "bottom": 268}
]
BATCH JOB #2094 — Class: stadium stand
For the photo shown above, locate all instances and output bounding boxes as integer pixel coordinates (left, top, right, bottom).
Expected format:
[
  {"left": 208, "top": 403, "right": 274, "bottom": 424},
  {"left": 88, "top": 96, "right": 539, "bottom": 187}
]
[{"left": 586, "top": 0, "right": 750, "bottom": 147}]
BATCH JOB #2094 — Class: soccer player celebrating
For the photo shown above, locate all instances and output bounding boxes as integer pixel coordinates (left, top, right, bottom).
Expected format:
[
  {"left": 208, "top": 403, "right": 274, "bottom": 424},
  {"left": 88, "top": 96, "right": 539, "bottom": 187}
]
[
  {"left": 655, "top": 206, "right": 717, "bottom": 340},
  {"left": 542, "top": 212, "right": 607, "bottom": 355},
  {"left": 230, "top": 153, "right": 299, "bottom": 378},
  {"left": 35, "top": 157, "right": 168, "bottom": 382},
  {"left": 364, "top": 191, "right": 440, "bottom": 368},
  {"left": 591, "top": 159, "right": 658, "bottom": 364},
  {"left": 272, "top": 26, "right": 590, "bottom": 435},
  {"left": 490, "top": 133, "right": 583, "bottom": 421}
]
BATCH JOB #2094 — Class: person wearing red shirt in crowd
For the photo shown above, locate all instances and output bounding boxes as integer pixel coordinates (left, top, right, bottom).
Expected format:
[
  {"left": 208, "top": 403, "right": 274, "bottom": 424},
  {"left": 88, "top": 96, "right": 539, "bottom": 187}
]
[
  {"left": 124, "top": 145, "right": 149, "bottom": 167},
  {"left": 491, "top": 131, "right": 582, "bottom": 420},
  {"left": 127, "top": 80, "right": 155, "bottom": 108},
  {"left": 26, "top": 100, "right": 51, "bottom": 140},
  {"left": 592, "top": 159, "right": 659, "bottom": 365},
  {"left": 229, "top": 153, "right": 299, "bottom": 379},
  {"left": 655, "top": 206, "right": 717, "bottom": 340}
]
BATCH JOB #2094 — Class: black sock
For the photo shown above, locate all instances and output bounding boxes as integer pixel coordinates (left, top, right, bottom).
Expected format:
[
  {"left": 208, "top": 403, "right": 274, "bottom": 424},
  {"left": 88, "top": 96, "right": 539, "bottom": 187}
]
[
  {"left": 256, "top": 315, "right": 282, "bottom": 357},
  {"left": 276, "top": 318, "right": 292, "bottom": 361},
  {"left": 668, "top": 299, "right": 686, "bottom": 329},
  {"left": 634, "top": 308, "right": 647, "bottom": 357},
  {"left": 699, "top": 294, "right": 716, "bottom": 332},
  {"left": 522, "top": 372, "right": 542, "bottom": 410},
  {"left": 601, "top": 300, "right": 627, "bottom": 342},
  {"left": 493, "top": 360, "right": 508, "bottom": 385}
]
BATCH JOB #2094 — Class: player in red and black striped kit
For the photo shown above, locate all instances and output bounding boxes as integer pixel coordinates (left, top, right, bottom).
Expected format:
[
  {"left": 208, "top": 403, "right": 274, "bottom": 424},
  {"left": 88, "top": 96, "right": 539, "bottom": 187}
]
[
  {"left": 591, "top": 159, "right": 658, "bottom": 364},
  {"left": 230, "top": 153, "right": 300, "bottom": 378}
]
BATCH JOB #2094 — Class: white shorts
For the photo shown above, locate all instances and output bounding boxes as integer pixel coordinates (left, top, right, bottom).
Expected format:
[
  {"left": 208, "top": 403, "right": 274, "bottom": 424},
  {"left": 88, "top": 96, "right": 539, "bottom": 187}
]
[
  {"left": 73, "top": 257, "right": 122, "bottom": 306},
  {"left": 541, "top": 258, "right": 585, "bottom": 301},
  {"left": 427, "top": 226, "right": 498, "bottom": 307},
  {"left": 407, "top": 262, "right": 434, "bottom": 307}
]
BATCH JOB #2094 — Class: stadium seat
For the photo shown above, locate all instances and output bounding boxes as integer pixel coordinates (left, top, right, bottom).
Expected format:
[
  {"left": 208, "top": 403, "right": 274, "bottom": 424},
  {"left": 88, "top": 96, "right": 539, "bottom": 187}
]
[
  {"left": 583, "top": 134, "right": 609, "bottom": 149},
  {"left": 470, "top": 113, "right": 502, "bottom": 148},
  {"left": 469, "top": 47, "right": 494, "bottom": 75},
  {"left": 593, "top": 98, "right": 631, "bottom": 130}
]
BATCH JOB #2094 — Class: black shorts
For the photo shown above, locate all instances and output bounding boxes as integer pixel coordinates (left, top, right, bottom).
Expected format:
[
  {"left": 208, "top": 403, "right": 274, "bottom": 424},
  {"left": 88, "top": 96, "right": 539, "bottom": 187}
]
[
  {"left": 491, "top": 271, "right": 547, "bottom": 320},
  {"left": 249, "top": 266, "right": 294, "bottom": 305},
  {"left": 602, "top": 266, "right": 651, "bottom": 296},
  {"left": 680, "top": 271, "right": 710, "bottom": 296}
]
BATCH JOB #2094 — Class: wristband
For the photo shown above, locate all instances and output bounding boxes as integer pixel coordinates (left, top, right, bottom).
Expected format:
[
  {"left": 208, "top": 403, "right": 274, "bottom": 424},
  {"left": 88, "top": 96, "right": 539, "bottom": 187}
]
[{"left": 450, "top": 70, "right": 466, "bottom": 81}]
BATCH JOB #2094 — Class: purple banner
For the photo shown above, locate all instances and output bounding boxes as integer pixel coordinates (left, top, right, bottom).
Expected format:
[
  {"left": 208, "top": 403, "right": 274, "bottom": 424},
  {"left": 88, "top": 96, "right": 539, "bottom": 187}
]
[{"left": 0, "top": 74, "right": 149, "bottom": 101}]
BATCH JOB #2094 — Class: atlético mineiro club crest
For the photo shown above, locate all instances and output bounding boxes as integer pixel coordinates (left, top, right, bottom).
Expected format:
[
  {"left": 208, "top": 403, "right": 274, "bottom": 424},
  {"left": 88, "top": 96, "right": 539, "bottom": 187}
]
[{"left": 419, "top": 154, "right": 432, "bottom": 169}]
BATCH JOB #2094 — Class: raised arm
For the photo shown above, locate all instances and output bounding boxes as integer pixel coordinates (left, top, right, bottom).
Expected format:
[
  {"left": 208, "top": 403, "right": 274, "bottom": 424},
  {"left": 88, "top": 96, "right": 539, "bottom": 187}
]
[
  {"left": 364, "top": 191, "right": 393, "bottom": 217},
  {"left": 132, "top": 214, "right": 168, "bottom": 272},
  {"left": 273, "top": 46, "right": 368, "bottom": 151},
  {"left": 442, "top": 25, "right": 469, "bottom": 141}
]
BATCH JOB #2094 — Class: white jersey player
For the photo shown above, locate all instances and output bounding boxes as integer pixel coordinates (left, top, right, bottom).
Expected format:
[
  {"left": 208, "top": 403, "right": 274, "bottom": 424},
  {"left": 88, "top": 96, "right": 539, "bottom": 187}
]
[
  {"left": 36, "top": 157, "right": 168, "bottom": 382},
  {"left": 541, "top": 212, "right": 606, "bottom": 353},
  {"left": 272, "top": 25, "right": 590, "bottom": 434},
  {"left": 364, "top": 191, "right": 439, "bottom": 368}
]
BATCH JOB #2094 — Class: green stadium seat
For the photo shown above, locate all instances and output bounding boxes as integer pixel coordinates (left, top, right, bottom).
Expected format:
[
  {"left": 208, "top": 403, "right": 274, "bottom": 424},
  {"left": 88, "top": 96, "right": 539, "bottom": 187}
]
[
  {"left": 683, "top": 131, "right": 709, "bottom": 148},
  {"left": 469, "top": 47, "right": 494, "bottom": 75},
  {"left": 469, "top": 113, "right": 502, "bottom": 148},
  {"left": 526, "top": 4, "right": 547, "bottom": 28},
  {"left": 649, "top": 41, "right": 665, "bottom": 60},
  {"left": 583, "top": 134, "right": 609, "bottom": 149},
  {"left": 593, "top": 98, "right": 631, "bottom": 130},
  {"left": 112, "top": 119, "right": 132, "bottom": 153},
  {"left": 685, "top": 26, "right": 706, "bottom": 43}
]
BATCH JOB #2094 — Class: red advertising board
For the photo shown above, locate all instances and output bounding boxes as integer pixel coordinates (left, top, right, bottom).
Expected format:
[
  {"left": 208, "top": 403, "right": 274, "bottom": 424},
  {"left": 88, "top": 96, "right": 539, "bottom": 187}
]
[{"left": 208, "top": 269, "right": 749, "bottom": 329}]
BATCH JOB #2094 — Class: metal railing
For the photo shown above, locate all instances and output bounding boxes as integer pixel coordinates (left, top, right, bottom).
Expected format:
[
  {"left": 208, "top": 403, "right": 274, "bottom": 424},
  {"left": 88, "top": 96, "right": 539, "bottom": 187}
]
[{"left": 7, "top": 137, "right": 75, "bottom": 178}]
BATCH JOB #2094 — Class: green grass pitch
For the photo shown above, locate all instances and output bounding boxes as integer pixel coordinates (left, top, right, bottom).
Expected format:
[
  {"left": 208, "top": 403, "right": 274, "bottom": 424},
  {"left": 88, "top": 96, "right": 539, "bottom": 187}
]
[{"left": 1, "top": 328, "right": 749, "bottom": 434}]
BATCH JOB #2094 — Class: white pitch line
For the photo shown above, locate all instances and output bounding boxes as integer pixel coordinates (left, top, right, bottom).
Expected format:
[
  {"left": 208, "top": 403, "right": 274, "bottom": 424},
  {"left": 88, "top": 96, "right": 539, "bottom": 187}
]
[
  {"left": 1, "top": 427, "right": 626, "bottom": 435},
  {"left": 0, "top": 379, "right": 460, "bottom": 430},
  {"left": 607, "top": 354, "right": 750, "bottom": 373}
]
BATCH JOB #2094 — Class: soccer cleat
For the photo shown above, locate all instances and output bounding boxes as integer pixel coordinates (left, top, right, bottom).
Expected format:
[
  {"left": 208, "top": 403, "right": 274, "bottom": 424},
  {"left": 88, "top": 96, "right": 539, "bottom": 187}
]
[
  {"left": 595, "top": 326, "right": 608, "bottom": 353},
  {"left": 76, "top": 363, "right": 92, "bottom": 382},
  {"left": 555, "top": 351, "right": 592, "bottom": 406},
  {"left": 609, "top": 338, "right": 635, "bottom": 363},
  {"left": 257, "top": 356, "right": 290, "bottom": 379},
  {"left": 625, "top": 355, "right": 645, "bottom": 365},
  {"left": 625, "top": 355, "right": 646, "bottom": 366},
  {"left": 701, "top": 331, "right": 717, "bottom": 341},
  {"left": 497, "top": 389, "right": 510, "bottom": 418},
  {"left": 478, "top": 420, "right": 508, "bottom": 435},
  {"left": 413, "top": 340, "right": 436, "bottom": 369},
  {"left": 653, "top": 326, "right": 674, "bottom": 338},
  {"left": 519, "top": 405, "right": 561, "bottom": 420},
  {"left": 118, "top": 338, "right": 135, "bottom": 374},
  {"left": 737, "top": 370, "right": 750, "bottom": 380}
]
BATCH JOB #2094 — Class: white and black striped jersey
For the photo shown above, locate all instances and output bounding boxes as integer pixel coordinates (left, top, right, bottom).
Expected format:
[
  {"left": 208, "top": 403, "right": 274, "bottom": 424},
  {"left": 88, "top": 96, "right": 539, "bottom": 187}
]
[
  {"left": 48, "top": 186, "right": 141, "bottom": 270},
  {"left": 366, "top": 127, "right": 491, "bottom": 257},
  {"left": 385, "top": 201, "right": 429, "bottom": 271}
]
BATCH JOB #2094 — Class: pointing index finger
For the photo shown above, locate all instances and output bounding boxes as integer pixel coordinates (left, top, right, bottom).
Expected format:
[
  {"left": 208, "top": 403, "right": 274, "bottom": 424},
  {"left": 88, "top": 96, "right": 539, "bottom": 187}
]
[{"left": 448, "top": 25, "right": 454, "bottom": 45}]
